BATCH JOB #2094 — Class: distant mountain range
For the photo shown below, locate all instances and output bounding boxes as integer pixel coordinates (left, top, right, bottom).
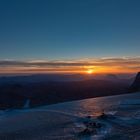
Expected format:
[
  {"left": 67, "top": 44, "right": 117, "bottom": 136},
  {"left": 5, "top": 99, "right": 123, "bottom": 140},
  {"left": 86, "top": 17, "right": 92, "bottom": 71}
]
[{"left": 0, "top": 73, "right": 134, "bottom": 84}]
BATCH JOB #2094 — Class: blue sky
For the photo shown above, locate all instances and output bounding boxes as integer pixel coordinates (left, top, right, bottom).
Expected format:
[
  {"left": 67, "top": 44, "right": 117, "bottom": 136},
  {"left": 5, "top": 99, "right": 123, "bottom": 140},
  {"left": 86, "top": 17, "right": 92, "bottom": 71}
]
[{"left": 0, "top": 0, "right": 140, "bottom": 60}]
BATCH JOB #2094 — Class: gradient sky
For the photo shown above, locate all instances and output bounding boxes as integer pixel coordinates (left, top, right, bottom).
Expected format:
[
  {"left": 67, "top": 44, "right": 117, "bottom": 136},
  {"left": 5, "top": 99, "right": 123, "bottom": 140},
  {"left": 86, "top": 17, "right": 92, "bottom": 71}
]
[{"left": 0, "top": 0, "right": 140, "bottom": 74}]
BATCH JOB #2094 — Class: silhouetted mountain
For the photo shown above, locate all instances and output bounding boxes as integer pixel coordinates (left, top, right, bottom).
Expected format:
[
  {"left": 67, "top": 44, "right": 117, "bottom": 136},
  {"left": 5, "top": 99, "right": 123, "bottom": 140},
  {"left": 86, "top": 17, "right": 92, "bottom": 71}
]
[
  {"left": 130, "top": 72, "right": 140, "bottom": 92},
  {"left": 0, "top": 73, "right": 134, "bottom": 85},
  {"left": 89, "top": 74, "right": 134, "bottom": 85},
  {"left": 105, "top": 74, "right": 118, "bottom": 81},
  {"left": 0, "top": 74, "right": 91, "bottom": 84}
]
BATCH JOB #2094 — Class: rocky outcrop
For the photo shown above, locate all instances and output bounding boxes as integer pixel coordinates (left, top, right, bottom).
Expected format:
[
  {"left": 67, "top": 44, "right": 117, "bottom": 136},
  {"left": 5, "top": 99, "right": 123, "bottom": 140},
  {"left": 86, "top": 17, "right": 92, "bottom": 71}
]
[{"left": 130, "top": 72, "right": 140, "bottom": 92}]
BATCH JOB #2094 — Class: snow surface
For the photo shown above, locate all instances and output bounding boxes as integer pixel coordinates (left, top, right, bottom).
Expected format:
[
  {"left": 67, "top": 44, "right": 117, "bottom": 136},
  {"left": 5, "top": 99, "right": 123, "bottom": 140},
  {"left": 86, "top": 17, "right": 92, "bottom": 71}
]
[{"left": 0, "top": 92, "right": 140, "bottom": 140}]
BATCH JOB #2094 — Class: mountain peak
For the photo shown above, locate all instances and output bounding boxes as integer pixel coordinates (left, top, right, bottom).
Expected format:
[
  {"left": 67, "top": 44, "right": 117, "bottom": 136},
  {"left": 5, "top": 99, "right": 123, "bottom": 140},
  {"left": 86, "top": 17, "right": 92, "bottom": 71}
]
[{"left": 130, "top": 72, "right": 140, "bottom": 92}]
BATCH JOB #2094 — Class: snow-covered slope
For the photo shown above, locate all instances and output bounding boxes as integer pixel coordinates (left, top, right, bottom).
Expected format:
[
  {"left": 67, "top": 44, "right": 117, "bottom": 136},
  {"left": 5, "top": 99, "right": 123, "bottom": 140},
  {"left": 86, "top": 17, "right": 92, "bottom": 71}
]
[{"left": 0, "top": 92, "right": 140, "bottom": 140}]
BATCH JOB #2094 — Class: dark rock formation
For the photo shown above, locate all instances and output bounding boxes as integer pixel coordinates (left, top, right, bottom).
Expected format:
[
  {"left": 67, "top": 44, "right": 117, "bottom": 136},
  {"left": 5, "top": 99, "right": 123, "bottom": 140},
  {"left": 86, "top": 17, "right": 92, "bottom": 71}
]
[{"left": 130, "top": 72, "right": 140, "bottom": 92}]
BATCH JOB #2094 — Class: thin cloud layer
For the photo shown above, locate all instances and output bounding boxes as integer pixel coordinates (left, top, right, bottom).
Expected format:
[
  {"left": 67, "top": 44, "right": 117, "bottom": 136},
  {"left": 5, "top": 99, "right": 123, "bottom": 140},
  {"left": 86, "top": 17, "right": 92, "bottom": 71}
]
[{"left": 0, "top": 57, "right": 139, "bottom": 74}]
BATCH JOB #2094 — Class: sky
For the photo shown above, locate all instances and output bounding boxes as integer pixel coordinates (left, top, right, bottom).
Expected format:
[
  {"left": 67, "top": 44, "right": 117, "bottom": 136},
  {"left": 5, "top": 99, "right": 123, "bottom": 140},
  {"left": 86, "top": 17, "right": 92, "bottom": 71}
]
[{"left": 0, "top": 0, "right": 140, "bottom": 74}]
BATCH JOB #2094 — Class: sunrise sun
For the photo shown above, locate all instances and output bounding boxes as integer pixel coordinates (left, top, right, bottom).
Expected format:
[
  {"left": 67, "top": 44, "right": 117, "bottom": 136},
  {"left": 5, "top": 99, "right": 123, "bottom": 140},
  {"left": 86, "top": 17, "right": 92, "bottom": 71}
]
[{"left": 87, "top": 69, "right": 93, "bottom": 74}]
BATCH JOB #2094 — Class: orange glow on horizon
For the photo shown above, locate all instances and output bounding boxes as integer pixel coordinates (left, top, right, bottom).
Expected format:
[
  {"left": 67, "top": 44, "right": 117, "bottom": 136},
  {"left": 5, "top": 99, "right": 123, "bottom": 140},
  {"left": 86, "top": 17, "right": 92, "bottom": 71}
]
[
  {"left": 0, "top": 65, "right": 138, "bottom": 75},
  {"left": 0, "top": 57, "right": 139, "bottom": 75}
]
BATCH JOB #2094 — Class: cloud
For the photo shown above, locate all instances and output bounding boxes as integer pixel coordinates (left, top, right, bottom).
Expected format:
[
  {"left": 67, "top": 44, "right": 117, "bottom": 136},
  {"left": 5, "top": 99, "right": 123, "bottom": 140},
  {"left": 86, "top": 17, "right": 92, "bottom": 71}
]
[
  {"left": 0, "top": 57, "right": 139, "bottom": 74},
  {"left": 0, "top": 57, "right": 140, "bottom": 66}
]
